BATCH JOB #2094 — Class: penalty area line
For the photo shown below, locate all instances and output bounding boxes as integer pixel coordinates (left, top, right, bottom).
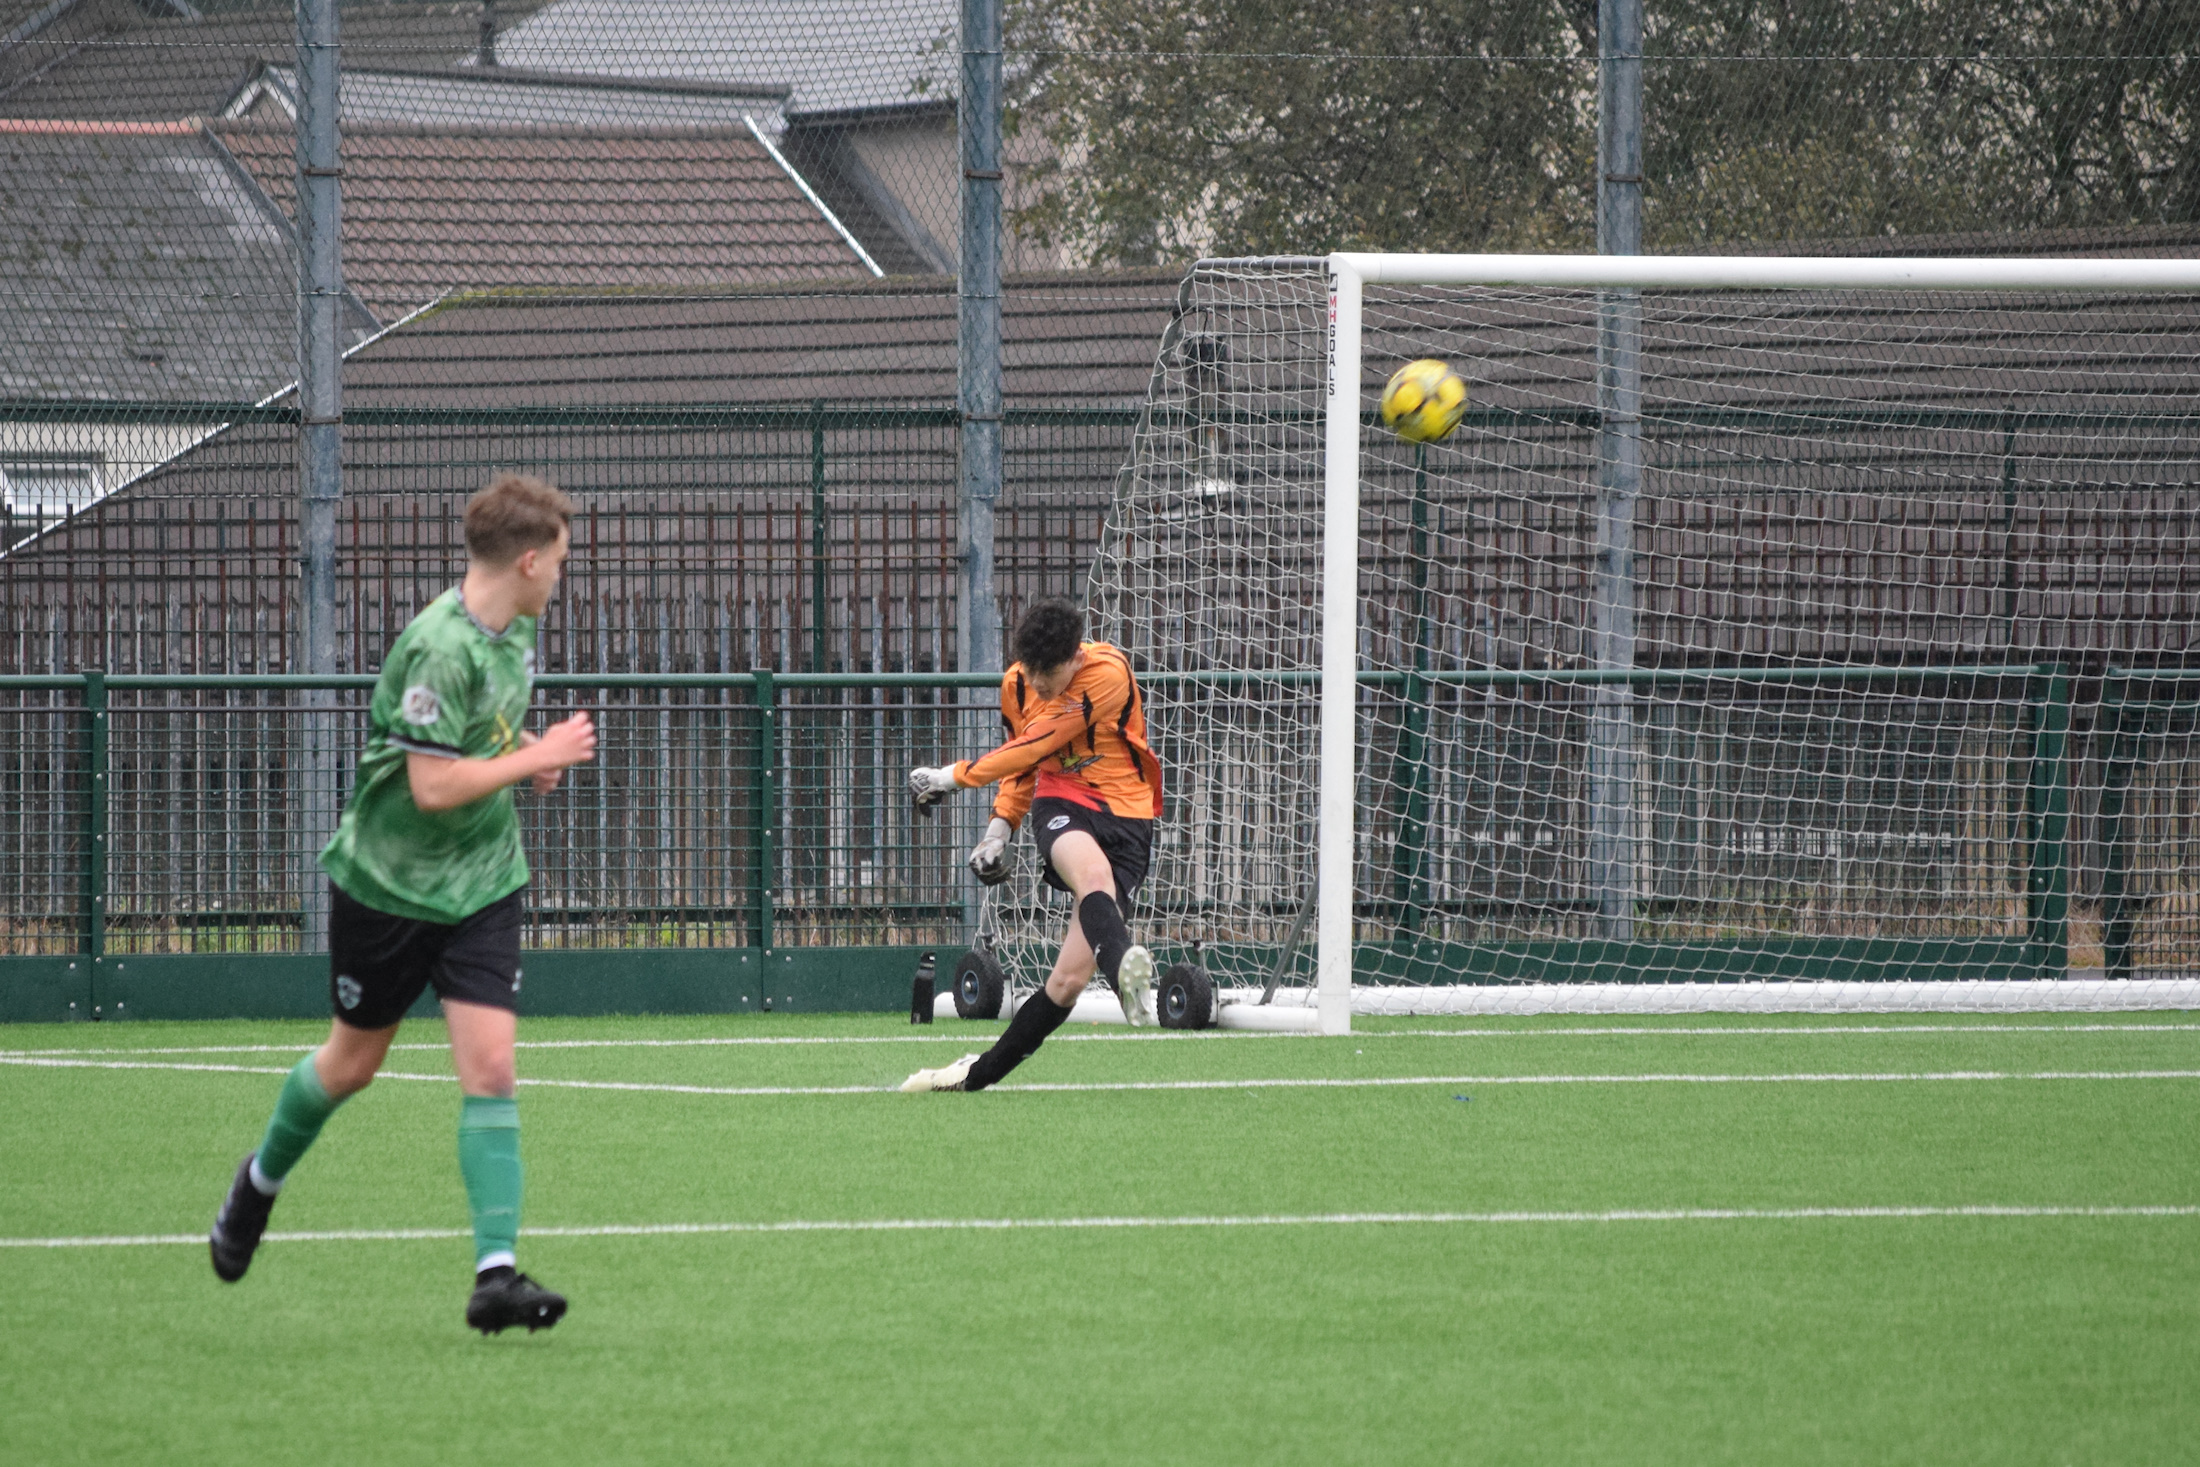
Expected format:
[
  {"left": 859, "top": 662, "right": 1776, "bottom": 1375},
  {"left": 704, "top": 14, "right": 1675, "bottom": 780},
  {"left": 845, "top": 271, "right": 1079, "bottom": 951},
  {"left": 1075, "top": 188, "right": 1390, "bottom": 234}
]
[
  {"left": 4, "top": 1020, "right": 2200, "bottom": 1060},
  {"left": 7, "top": 1054, "right": 2200, "bottom": 1095},
  {"left": 8, "top": 1204, "right": 2200, "bottom": 1250}
]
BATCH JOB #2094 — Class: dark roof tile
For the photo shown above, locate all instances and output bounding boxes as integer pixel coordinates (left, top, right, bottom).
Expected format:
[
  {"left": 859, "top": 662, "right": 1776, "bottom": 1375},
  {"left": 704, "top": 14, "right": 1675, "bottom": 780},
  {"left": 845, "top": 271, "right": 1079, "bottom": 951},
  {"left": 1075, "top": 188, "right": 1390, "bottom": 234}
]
[
  {"left": 210, "top": 120, "right": 878, "bottom": 318},
  {"left": 0, "top": 120, "right": 311, "bottom": 400},
  {"left": 342, "top": 270, "right": 1183, "bottom": 407},
  {"left": 0, "top": 1, "right": 554, "bottom": 122}
]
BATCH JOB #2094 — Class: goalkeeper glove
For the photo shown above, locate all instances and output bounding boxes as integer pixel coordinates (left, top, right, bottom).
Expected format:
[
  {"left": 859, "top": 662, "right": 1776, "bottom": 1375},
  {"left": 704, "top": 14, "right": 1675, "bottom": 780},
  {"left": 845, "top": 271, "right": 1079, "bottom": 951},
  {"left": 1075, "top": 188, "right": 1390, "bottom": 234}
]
[
  {"left": 908, "top": 765, "right": 960, "bottom": 813},
  {"left": 968, "top": 817, "right": 1015, "bottom": 886}
]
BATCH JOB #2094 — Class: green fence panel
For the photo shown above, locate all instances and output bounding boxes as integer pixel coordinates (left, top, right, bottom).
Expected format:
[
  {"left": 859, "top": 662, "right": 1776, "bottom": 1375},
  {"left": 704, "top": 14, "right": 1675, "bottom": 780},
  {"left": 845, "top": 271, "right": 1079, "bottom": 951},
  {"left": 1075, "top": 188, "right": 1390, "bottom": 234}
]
[{"left": 0, "top": 666, "right": 2093, "bottom": 1021}]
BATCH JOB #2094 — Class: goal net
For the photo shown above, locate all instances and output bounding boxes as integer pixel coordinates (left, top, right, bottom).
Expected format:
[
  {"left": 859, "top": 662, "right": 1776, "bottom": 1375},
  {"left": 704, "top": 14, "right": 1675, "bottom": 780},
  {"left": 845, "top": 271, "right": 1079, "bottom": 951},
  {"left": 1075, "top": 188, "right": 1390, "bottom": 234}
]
[{"left": 978, "top": 253, "right": 2200, "bottom": 1027}]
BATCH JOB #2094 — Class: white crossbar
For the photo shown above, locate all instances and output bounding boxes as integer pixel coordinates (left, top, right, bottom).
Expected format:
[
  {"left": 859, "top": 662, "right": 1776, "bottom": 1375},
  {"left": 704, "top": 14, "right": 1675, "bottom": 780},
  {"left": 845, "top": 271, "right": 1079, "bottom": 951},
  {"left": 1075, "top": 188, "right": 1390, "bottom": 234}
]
[{"left": 1329, "top": 252, "right": 2200, "bottom": 292}]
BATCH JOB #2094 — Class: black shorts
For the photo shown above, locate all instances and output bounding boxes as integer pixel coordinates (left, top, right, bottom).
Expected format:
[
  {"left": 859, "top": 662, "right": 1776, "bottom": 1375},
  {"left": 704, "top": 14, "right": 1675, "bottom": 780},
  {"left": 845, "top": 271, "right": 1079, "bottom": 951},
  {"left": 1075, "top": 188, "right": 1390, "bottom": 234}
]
[
  {"left": 328, "top": 881, "right": 524, "bottom": 1030},
  {"left": 1030, "top": 796, "right": 1153, "bottom": 906}
]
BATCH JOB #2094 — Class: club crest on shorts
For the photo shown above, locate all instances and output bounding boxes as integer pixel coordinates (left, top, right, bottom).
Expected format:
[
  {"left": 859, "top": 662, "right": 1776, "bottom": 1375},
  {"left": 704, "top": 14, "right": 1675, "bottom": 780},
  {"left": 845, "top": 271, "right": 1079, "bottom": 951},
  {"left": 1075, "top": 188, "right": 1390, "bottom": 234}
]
[
  {"left": 1048, "top": 815, "right": 1071, "bottom": 831},
  {"left": 400, "top": 684, "right": 442, "bottom": 726},
  {"left": 336, "top": 975, "right": 362, "bottom": 1009},
  {"left": 512, "top": 967, "right": 523, "bottom": 993}
]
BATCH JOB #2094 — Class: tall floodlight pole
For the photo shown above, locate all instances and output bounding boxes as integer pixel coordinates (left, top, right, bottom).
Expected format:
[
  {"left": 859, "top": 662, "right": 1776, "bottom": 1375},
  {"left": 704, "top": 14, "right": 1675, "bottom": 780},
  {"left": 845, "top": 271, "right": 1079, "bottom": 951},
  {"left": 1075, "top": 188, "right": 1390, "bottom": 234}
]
[
  {"left": 959, "top": 0, "right": 1004, "bottom": 941},
  {"left": 1592, "top": 0, "right": 1642, "bottom": 943},
  {"left": 296, "top": 0, "right": 344, "bottom": 950}
]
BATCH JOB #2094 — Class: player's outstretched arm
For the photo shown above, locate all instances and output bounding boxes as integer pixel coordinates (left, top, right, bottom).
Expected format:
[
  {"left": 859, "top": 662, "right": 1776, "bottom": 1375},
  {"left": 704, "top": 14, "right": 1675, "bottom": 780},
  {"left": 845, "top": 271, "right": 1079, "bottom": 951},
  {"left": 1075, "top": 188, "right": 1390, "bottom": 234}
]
[
  {"left": 909, "top": 689, "right": 1092, "bottom": 819},
  {"left": 409, "top": 712, "right": 596, "bottom": 813}
]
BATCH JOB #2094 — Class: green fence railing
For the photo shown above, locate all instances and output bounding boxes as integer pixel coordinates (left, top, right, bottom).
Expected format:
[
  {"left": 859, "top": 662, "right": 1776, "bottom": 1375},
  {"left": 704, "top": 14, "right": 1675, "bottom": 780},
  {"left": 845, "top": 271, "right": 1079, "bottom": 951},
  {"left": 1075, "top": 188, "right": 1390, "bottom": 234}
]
[{"left": 0, "top": 664, "right": 2080, "bottom": 1021}]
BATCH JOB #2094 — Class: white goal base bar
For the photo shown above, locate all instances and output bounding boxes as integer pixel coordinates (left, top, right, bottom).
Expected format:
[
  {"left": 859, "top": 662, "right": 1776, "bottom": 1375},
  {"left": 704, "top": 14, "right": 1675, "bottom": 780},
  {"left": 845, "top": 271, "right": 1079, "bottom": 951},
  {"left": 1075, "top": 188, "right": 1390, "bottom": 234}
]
[
  {"left": 1232, "top": 980, "right": 2200, "bottom": 1018},
  {"left": 956, "top": 980, "right": 2200, "bottom": 1025},
  {"left": 1336, "top": 979, "right": 2200, "bottom": 1016}
]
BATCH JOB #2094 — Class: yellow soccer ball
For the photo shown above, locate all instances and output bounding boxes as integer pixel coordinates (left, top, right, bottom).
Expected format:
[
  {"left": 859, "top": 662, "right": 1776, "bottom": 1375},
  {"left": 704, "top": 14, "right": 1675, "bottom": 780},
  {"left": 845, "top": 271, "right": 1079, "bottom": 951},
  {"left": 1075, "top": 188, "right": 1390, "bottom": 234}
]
[{"left": 1379, "top": 358, "right": 1469, "bottom": 444}]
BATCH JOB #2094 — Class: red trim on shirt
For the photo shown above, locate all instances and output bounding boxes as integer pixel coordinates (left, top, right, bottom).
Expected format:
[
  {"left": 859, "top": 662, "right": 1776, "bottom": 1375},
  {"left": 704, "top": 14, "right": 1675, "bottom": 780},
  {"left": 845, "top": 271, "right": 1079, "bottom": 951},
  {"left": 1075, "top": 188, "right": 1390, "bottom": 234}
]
[{"left": 1034, "top": 772, "right": 1106, "bottom": 810}]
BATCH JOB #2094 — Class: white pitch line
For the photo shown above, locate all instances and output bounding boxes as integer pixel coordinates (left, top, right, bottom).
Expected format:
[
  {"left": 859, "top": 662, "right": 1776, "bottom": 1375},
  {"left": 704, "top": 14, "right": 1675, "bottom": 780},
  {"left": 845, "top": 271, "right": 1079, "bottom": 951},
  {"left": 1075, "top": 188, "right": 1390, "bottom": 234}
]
[
  {"left": 0, "top": 1056, "right": 299, "bottom": 1078},
  {"left": 506, "top": 1074, "right": 883, "bottom": 1096},
  {"left": 1363, "top": 1023, "right": 2200, "bottom": 1040},
  {"left": 9, "top": 1053, "right": 2200, "bottom": 1096},
  {"left": 0, "top": 1056, "right": 875, "bottom": 1094},
  {"left": 0, "top": 1056, "right": 455, "bottom": 1084},
  {"left": 518, "top": 1068, "right": 2200, "bottom": 1097},
  {"left": 5, "top": 1021, "right": 2200, "bottom": 1061},
  {"left": 1001, "top": 1070, "right": 2200, "bottom": 1093},
  {"left": 8, "top": 1203, "right": 2200, "bottom": 1251}
]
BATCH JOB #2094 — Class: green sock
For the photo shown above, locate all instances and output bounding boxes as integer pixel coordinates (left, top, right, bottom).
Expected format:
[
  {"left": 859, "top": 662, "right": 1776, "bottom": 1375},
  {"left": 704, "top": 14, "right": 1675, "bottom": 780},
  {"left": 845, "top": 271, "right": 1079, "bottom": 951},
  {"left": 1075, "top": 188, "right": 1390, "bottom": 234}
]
[
  {"left": 254, "top": 1053, "right": 345, "bottom": 1187},
  {"left": 458, "top": 1095, "right": 522, "bottom": 1271}
]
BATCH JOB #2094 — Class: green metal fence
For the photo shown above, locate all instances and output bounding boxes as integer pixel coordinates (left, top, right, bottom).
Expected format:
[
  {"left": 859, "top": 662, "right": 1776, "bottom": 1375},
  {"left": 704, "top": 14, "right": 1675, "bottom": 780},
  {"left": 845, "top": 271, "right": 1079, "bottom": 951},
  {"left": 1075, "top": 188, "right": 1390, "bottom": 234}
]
[
  {"left": 0, "top": 670, "right": 1009, "bottom": 1020},
  {"left": 0, "top": 664, "right": 2102, "bottom": 1022}
]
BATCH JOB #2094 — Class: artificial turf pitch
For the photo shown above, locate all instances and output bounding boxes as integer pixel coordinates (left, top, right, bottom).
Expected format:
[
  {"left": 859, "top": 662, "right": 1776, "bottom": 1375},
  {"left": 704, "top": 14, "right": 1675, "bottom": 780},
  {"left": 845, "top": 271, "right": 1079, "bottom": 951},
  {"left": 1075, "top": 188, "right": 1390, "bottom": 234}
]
[{"left": 2, "top": 1011, "right": 2197, "bottom": 1464}]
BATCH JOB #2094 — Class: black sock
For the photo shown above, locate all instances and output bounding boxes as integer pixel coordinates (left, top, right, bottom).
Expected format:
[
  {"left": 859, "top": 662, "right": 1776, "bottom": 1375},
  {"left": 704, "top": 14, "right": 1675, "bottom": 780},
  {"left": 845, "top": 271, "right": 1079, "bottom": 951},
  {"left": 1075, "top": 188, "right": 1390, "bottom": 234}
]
[
  {"left": 1077, "top": 891, "right": 1134, "bottom": 985},
  {"left": 964, "top": 990, "right": 1073, "bottom": 1091}
]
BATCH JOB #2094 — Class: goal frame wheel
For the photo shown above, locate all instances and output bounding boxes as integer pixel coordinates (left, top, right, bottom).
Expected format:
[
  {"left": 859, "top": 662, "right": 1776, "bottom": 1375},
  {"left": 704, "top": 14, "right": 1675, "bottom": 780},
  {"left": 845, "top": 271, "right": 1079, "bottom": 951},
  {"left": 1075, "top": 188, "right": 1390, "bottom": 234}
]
[
  {"left": 952, "top": 949, "right": 1007, "bottom": 1020},
  {"left": 1156, "top": 960, "right": 1215, "bottom": 1029}
]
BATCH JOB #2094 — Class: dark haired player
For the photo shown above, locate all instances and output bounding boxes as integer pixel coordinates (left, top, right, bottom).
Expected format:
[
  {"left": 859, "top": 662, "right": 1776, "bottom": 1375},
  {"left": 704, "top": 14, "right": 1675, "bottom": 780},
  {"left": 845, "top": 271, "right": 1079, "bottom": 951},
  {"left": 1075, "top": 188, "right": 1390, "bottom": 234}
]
[
  {"left": 901, "top": 597, "right": 1163, "bottom": 1092},
  {"left": 207, "top": 474, "right": 596, "bottom": 1333}
]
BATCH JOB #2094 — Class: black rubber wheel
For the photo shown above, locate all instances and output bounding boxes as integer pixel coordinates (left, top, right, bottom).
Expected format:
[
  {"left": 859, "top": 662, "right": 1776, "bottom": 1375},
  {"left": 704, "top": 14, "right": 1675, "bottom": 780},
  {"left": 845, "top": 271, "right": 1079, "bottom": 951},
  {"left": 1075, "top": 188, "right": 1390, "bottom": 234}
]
[
  {"left": 952, "top": 949, "right": 1008, "bottom": 1020},
  {"left": 1157, "top": 961, "right": 1215, "bottom": 1029}
]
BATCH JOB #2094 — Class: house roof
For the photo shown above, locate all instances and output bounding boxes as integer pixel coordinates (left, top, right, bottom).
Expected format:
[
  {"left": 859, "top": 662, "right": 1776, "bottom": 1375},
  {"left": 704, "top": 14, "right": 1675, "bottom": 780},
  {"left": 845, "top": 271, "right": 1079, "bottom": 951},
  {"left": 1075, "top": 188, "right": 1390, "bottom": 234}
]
[
  {"left": 0, "top": 0, "right": 555, "bottom": 122},
  {"left": 214, "top": 62, "right": 950, "bottom": 275},
  {"left": 0, "top": 119, "right": 341, "bottom": 401},
  {"left": 0, "top": 0, "right": 957, "bottom": 283},
  {"left": 338, "top": 270, "right": 1184, "bottom": 407},
  {"left": 0, "top": 269, "right": 1183, "bottom": 675},
  {"left": 209, "top": 119, "right": 882, "bottom": 320},
  {"left": 0, "top": 108, "right": 898, "bottom": 405},
  {"left": 226, "top": 61, "right": 790, "bottom": 130},
  {"left": 487, "top": 0, "right": 955, "bottom": 119}
]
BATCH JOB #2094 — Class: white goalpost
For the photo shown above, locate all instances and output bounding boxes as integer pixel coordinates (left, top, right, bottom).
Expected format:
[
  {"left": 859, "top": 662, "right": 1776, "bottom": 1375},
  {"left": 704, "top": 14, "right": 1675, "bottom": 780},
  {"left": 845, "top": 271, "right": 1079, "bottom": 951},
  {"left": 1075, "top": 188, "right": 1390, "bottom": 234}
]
[{"left": 971, "top": 252, "right": 2200, "bottom": 1031}]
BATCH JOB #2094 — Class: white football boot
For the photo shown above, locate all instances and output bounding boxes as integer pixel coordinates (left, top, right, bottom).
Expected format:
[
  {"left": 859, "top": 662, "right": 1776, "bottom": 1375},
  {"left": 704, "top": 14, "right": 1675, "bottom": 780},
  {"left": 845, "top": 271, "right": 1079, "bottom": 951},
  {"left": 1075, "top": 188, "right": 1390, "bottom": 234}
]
[
  {"left": 900, "top": 1053, "right": 980, "bottom": 1092},
  {"left": 1115, "top": 945, "right": 1156, "bottom": 1027}
]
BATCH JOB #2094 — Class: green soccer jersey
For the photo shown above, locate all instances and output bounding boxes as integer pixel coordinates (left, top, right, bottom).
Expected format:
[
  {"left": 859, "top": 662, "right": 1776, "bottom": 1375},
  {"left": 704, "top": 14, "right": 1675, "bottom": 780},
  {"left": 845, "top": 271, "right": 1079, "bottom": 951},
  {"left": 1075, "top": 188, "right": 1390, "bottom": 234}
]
[{"left": 319, "top": 589, "right": 539, "bottom": 924}]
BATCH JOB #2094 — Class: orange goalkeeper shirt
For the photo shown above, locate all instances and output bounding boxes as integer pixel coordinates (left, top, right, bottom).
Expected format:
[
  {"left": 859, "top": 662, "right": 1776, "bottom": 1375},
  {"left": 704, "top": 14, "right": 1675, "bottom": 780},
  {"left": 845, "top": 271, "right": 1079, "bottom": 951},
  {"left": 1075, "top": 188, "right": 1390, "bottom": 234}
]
[{"left": 953, "top": 641, "right": 1163, "bottom": 826}]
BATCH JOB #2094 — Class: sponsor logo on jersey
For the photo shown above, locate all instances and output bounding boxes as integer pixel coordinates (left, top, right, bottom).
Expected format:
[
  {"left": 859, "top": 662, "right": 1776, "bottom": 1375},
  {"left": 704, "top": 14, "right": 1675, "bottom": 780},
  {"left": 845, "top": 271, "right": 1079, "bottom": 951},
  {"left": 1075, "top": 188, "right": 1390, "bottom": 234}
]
[
  {"left": 1047, "top": 815, "right": 1071, "bottom": 831},
  {"left": 336, "top": 975, "right": 362, "bottom": 1010},
  {"left": 400, "top": 684, "right": 442, "bottom": 726}
]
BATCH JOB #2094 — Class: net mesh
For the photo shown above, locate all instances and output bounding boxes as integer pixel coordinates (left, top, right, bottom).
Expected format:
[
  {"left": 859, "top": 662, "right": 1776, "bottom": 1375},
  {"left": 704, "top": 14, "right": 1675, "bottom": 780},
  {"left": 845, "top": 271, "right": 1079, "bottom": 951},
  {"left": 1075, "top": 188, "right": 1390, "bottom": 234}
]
[{"left": 982, "top": 260, "right": 2200, "bottom": 1010}]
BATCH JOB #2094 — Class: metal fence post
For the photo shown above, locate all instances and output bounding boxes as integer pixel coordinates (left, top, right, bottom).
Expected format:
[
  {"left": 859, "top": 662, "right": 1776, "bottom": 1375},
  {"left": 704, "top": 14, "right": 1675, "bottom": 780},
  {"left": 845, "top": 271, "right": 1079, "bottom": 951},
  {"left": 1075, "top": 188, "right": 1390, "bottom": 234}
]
[
  {"left": 2025, "top": 665, "right": 2071, "bottom": 972},
  {"left": 81, "top": 670, "right": 107, "bottom": 986},
  {"left": 810, "top": 400, "right": 829, "bottom": 676},
  {"left": 296, "top": 0, "right": 345, "bottom": 953},
  {"left": 958, "top": 0, "right": 1003, "bottom": 681},
  {"left": 1592, "top": 0, "right": 1643, "bottom": 944},
  {"left": 960, "top": 0, "right": 1005, "bottom": 947},
  {"left": 2097, "top": 672, "right": 2140, "bottom": 979},
  {"left": 751, "top": 667, "right": 777, "bottom": 951}
]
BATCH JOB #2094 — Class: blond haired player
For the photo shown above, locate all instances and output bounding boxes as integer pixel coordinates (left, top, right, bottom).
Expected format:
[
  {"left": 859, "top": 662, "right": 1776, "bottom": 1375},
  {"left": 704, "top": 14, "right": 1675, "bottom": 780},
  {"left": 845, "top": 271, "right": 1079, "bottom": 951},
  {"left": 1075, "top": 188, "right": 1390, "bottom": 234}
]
[
  {"left": 208, "top": 474, "right": 595, "bottom": 1333},
  {"left": 902, "top": 597, "right": 1163, "bottom": 1092}
]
